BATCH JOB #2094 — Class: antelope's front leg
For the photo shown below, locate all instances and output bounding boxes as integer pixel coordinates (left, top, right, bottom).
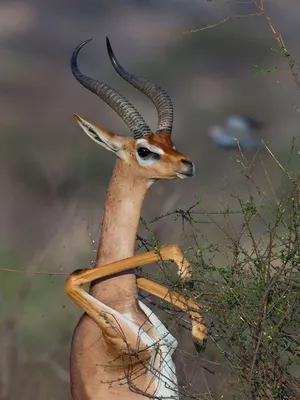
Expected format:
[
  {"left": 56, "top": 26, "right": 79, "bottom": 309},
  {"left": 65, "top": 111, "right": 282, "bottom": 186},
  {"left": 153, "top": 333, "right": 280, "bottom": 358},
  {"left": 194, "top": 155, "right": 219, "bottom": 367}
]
[
  {"left": 65, "top": 270, "right": 152, "bottom": 358},
  {"left": 158, "top": 244, "right": 192, "bottom": 279},
  {"left": 149, "top": 246, "right": 208, "bottom": 349},
  {"left": 137, "top": 278, "right": 208, "bottom": 351},
  {"left": 65, "top": 245, "right": 207, "bottom": 348}
]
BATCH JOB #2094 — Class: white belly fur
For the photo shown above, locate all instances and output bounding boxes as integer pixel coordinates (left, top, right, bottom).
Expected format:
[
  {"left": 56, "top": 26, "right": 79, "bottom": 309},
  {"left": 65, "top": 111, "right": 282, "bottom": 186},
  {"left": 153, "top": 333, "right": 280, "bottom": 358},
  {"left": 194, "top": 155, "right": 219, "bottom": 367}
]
[
  {"left": 138, "top": 301, "right": 179, "bottom": 399},
  {"left": 88, "top": 291, "right": 179, "bottom": 398}
]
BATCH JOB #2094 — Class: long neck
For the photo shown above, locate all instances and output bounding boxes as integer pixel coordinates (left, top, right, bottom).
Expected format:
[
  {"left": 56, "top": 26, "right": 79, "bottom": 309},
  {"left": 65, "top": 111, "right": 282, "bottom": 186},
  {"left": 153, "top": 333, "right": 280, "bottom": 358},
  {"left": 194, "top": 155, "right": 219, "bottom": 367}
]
[{"left": 90, "top": 159, "right": 149, "bottom": 304}]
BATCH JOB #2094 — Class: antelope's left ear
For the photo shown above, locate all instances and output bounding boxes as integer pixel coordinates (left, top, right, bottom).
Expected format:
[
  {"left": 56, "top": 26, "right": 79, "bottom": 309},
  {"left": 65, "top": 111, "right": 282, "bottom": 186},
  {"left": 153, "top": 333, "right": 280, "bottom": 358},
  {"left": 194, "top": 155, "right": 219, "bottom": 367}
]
[{"left": 73, "top": 114, "right": 124, "bottom": 156}]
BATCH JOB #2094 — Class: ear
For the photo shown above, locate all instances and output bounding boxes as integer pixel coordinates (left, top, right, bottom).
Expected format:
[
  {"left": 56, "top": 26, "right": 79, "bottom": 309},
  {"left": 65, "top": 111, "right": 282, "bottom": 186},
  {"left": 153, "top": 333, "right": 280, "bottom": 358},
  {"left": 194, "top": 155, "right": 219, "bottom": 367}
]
[{"left": 73, "top": 114, "right": 124, "bottom": 155}]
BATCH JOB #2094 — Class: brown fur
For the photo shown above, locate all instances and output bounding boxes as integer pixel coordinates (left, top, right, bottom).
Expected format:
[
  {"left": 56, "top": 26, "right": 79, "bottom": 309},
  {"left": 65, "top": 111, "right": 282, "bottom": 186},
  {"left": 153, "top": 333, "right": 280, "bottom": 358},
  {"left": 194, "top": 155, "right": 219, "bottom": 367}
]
[{"left": 67, "top": 117, "right": 206, "bottom": 399}]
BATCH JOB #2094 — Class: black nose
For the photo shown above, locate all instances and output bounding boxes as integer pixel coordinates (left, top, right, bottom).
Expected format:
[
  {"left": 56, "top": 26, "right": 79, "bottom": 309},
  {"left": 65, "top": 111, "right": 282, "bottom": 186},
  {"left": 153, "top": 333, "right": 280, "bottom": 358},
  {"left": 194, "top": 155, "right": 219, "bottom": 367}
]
[{"left": 180, "top": 159, "right": 193, "bottom": 166}]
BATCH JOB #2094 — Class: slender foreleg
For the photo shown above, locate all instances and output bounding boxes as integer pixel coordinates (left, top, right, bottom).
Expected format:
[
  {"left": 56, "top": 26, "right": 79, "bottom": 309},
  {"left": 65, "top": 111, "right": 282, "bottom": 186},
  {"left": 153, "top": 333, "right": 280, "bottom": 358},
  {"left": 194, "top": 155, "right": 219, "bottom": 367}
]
[
  {"left": 137, "top": 278, "right": 207, "bottom": 350},
  {"left": 65, "top": 244, "right": 207, "bottom": 348},
  {"left": 65, "top": 271, "right": 152, "bottom": 358}
]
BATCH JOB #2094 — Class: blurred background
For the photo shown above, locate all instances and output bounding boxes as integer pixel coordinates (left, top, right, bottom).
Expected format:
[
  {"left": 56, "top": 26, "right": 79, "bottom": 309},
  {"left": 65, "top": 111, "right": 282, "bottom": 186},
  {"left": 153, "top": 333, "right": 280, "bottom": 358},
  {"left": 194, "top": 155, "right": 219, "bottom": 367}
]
[{"left": 0, "top": 0, "right": 299, "bottom": 398}]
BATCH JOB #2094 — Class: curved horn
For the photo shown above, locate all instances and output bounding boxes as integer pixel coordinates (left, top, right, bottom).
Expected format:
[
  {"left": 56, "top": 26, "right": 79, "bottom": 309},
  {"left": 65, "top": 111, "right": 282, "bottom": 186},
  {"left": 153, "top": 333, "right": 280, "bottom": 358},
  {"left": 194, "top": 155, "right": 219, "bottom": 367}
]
[
  {"left": 106, "top": 37, "right": 173, "bottom": 134},
  {"left": 70, "top": 39, "right": 151, "bottom": 139}
]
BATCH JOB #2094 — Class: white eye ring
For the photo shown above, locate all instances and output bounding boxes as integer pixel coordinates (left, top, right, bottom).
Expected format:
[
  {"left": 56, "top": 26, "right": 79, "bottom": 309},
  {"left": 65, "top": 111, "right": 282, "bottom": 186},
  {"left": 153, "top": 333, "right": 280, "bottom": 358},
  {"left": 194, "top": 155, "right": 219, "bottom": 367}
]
[{"left": 136, "top": 147, "right": 160, "bottom": 166}]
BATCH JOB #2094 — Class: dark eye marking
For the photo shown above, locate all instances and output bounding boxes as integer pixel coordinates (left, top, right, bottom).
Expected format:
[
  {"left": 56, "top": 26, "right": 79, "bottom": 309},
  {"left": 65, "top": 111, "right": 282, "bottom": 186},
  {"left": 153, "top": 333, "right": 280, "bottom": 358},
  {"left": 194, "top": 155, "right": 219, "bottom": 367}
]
[
  {"left": 151, "top": 152, "right": 160, "bottom": 160},
  {"left": 137, "top": 146, "right": 160, "bottom": 161},
  {"left": 137, "top": 147, "right": 151, "bottom": 158}
]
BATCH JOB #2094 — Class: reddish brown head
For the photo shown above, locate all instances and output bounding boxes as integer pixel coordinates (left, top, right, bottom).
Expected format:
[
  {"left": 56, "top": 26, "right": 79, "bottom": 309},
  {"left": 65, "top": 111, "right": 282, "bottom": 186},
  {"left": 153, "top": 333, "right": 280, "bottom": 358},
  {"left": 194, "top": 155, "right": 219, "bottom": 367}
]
[{"left": 71, "top": 38, "right": 195, "bottom": 181}]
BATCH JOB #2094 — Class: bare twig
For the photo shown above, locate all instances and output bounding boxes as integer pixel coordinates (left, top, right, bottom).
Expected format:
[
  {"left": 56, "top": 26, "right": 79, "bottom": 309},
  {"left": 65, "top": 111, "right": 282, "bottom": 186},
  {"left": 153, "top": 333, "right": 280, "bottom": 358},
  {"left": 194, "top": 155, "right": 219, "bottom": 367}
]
[{"left": 183, "top": 12, "right": 263, "bottom": 34}]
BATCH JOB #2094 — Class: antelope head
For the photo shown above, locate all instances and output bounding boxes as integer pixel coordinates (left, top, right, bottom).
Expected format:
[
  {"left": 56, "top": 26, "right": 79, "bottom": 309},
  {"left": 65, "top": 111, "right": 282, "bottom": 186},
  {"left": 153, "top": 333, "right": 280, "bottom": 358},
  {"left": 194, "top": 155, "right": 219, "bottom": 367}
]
[{"left": 71, "top": 37, "right": 195, "bottom": 182}]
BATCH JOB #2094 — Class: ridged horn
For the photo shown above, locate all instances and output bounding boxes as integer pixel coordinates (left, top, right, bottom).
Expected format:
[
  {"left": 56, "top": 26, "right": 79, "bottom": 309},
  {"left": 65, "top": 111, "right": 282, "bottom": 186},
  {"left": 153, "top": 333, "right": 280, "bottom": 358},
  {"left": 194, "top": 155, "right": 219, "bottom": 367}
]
[
  {"left": 106, "top": 37, "right": 173, "bottom": 134},
  {"left": 70, "top": 39, "right": 151, "bottom": 139}
]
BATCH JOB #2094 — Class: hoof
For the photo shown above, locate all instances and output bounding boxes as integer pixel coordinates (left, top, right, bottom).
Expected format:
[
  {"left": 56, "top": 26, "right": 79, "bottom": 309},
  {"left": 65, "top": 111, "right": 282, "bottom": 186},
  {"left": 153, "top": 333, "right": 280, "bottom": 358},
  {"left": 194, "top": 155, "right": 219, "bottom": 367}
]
[{"left": 193, "top": 337, "right": 207, "bottom": 353}]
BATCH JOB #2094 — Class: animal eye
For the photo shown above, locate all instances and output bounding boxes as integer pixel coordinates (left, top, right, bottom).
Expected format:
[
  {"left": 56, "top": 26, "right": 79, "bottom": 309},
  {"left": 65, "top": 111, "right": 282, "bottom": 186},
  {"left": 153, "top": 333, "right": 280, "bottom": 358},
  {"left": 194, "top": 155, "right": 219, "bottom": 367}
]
[{"left": 137, "top": 147, "right": 151, "bottom": 158}]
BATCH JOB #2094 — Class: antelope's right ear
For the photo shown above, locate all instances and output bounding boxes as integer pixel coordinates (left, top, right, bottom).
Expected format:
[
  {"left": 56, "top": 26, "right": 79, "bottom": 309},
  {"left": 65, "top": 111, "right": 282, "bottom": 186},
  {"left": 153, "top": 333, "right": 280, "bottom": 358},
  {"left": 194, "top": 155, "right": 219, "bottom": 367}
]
[{"left": 73, "top": 114, "right": 122, "bottom": 154}]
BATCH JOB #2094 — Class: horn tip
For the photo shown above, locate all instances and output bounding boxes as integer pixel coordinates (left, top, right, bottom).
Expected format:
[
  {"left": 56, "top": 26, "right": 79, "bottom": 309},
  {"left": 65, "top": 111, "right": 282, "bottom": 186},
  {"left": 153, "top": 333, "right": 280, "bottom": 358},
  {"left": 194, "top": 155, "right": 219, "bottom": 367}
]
[
  {"left": 71, "top": 39, "right": 93, "bottom": 73},
  {"left": 71, "top": 38, "right": 93, "bottom": 62},
  {"left": 106, "top": 37, "right": 118, "bottom": 69},
  {"left": 106, "top": 37, "right": 113, "bottom": 55},
  {"left": 77, "top": 38, "right": 93, "bottom": 48},
  {"left": 80, "top": 38, "right": 93, "bottom": 48}
]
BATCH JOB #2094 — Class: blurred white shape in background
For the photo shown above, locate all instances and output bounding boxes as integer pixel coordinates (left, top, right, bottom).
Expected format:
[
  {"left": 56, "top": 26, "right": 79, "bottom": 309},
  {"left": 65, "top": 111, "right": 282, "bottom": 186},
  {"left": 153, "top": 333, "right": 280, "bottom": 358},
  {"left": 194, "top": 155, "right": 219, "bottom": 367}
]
[{"left": 208, "top": 115, "right": 263, "bottom": 150}]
